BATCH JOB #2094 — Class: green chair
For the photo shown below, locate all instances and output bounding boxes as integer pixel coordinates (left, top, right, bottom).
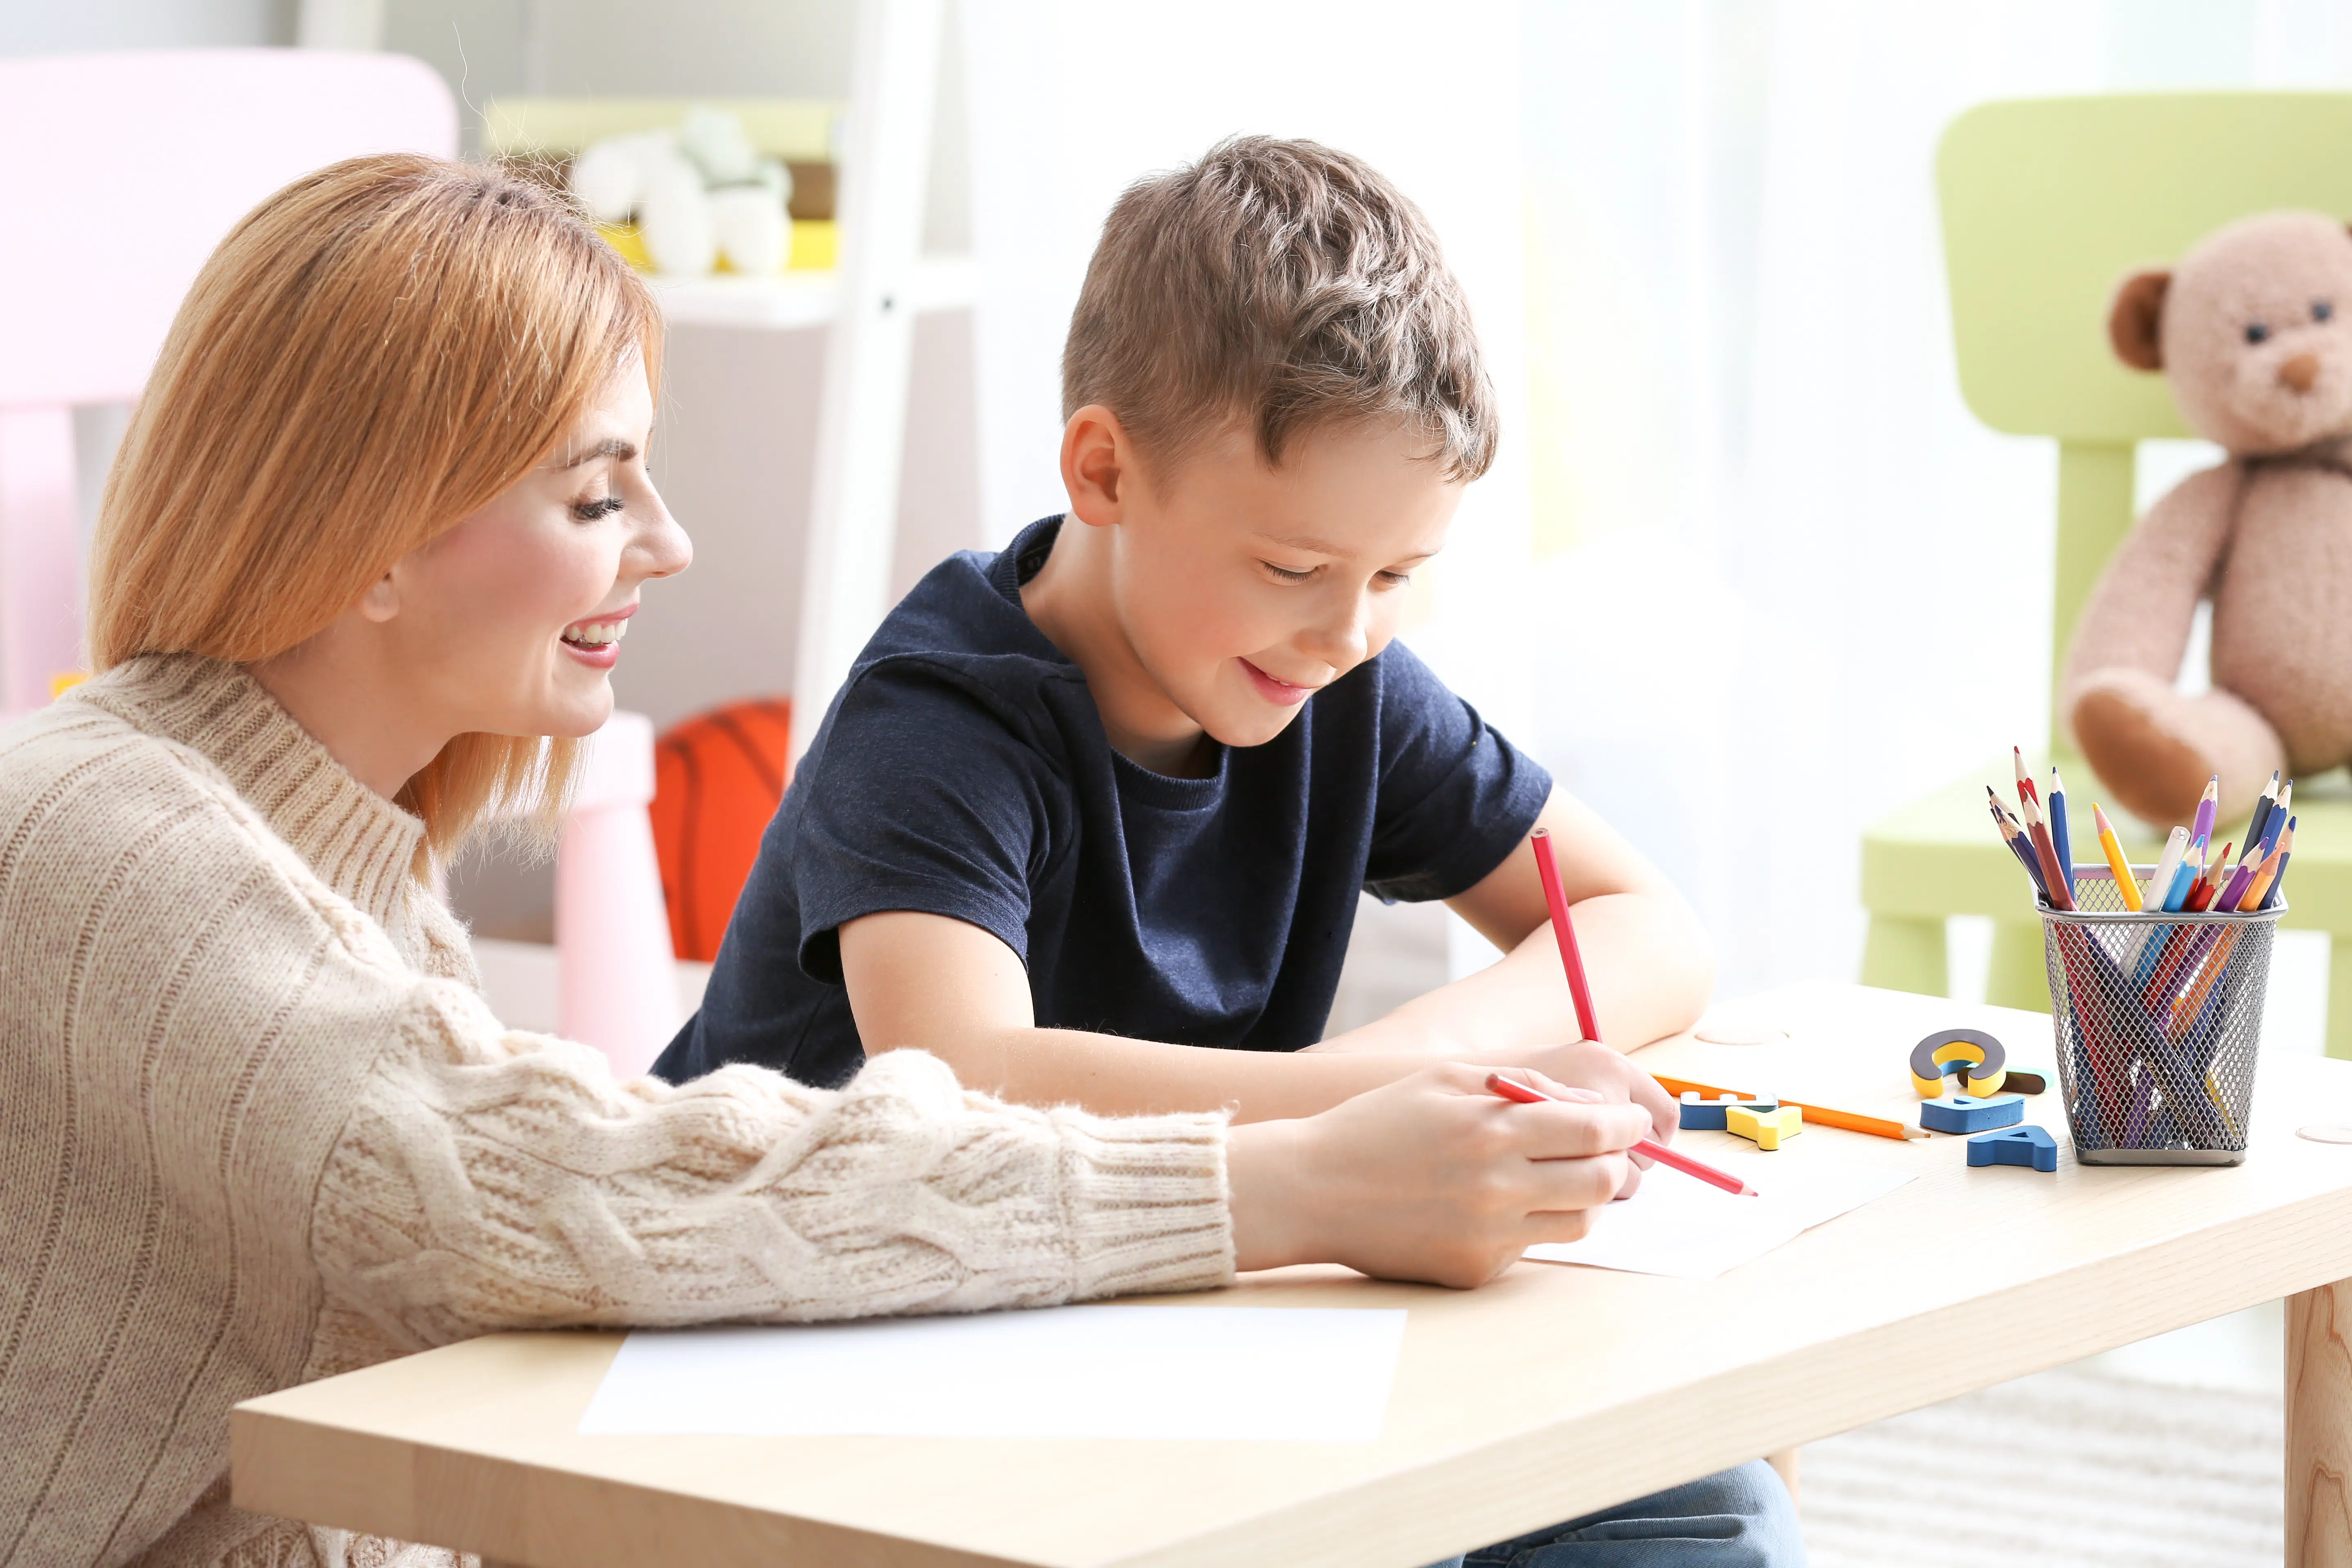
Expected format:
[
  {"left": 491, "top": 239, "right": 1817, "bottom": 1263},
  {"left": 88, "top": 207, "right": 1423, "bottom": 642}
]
[{"left": 1861, "top": 93, "right": 2352, "bottom": 1059}]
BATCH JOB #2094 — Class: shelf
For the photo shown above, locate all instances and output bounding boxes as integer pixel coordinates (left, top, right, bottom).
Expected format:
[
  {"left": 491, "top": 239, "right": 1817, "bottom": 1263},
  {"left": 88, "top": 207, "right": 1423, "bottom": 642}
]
[{"left": 648, "top": 256, "right": 976, "bottom": 330}]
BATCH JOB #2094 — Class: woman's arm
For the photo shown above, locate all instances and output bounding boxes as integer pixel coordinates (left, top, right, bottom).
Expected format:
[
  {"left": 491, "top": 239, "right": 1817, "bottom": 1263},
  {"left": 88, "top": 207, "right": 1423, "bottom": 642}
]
[
  {"left": 1312, "top": 788, "right": 1713, "bottom": 1058},
  {"left": 315, "top": 974, "right": 1650, "bottom": 1342}
]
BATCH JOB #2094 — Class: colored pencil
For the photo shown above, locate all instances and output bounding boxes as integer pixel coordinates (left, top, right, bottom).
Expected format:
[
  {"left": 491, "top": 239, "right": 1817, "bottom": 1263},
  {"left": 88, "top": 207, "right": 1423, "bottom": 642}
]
[
  {"left": 2214, "top": 853, "right": 2260, "bottom": 915},
  {"left": 2256, "top": 779, "right": 2293, "bottom": 862},
  {"left": 2020, "top": 791, "right": 2075, "bottom": 911},
  {"left": 2243, "top": 771, "right": 2281, "bottom": 865},
  {"left": 2239, "top": 843, "right": 2286, "bottom": 913},
  {"left": 2048, "top": 767, "right": 2074, "bottom": 903},
  {"left": 2144, "top": 827, "right": 2189, "bottom": 915},
  {"left": 2092, "top": 804, "right": 2141, "bottom": 911},
  {"left": 1486, "top": 1073, "right": 1757, "bottom": 1196},
  {"left": 2160, "top": 839, "right": 2201, "bottom": 911},
  {"left": 2263, "top": 820, "right": 2296, "bottom": 910},
  {"left": 2013, "top": 747, "right": 2039, "bottom": 812},
  {"left": 1528, "top": 828, "right": 1602, "bottom": 1045},
  {"left": 1989, "top": 793, "right": 2050, "bottom": 900},
  {"left": 2190, "top": 775, "right": 2219, "bottom": 851},
  {"left": 1650, "top": 1073, "right": 1931, "bottom": 1142}
]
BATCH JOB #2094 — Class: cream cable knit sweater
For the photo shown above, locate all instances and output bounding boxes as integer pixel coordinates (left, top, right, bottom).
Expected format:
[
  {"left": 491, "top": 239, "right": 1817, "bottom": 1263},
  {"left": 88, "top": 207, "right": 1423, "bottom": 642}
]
[{"left": 0, "top": 655, "right": 1234, "bottom": 1568}]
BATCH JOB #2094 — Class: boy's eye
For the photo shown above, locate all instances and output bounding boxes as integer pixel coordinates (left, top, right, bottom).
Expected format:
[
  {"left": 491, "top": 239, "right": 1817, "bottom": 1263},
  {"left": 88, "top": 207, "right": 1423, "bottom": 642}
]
[
  {"left": 1261, "top": 561, "right": 1315, "bottom": 584},
  {"left": 572, "top": 494, "right": 625, "bottom": 523},
  {"left": 1376, "top": 570, "right": 1413, "bottom": 588},
  {"left": 2318, "top": 301, "right": 2336, "bottom": 323}
]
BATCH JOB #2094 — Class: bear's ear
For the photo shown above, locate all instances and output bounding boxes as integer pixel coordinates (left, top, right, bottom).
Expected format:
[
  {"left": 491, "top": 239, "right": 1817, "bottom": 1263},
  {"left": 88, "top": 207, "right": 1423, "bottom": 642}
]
[{"left": 2109, "top": 269, "right": 2171, "bottom": 371}]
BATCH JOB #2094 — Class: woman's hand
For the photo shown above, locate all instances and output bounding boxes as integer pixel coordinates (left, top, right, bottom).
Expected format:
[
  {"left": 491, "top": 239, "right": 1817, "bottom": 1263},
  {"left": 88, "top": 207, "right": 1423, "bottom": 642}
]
[{"left": 1225, "top": 1062, "right": 1651, "bottom": 1288}]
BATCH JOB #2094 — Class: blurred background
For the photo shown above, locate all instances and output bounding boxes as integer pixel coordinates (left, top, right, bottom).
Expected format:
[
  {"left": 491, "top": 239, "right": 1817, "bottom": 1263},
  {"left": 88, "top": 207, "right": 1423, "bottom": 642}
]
[{"left": 9, "top": 2, "right": 2343, "bottom": 1556}]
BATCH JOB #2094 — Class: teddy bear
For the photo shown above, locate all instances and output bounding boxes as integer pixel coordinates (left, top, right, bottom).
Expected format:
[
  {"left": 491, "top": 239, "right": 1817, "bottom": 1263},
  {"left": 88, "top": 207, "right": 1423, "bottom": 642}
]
[{"left": 2060, "top": 208, "right": 2352, "bottom": 829}]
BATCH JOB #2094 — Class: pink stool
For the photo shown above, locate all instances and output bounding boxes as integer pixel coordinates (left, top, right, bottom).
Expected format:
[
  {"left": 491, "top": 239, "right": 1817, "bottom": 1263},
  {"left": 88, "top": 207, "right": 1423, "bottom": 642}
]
[{"left": 557, "top": 713, "right": 682, "bottom": 1077}]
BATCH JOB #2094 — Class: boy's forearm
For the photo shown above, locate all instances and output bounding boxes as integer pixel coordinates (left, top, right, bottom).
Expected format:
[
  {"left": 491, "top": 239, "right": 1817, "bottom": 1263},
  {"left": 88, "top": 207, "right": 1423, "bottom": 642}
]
[
  {"left": 1319, "top": 891, "right": 1713, "bottom": 1056},
  {"left": 919, "top": 1024, "right": 1441, "bottom": 1123}
]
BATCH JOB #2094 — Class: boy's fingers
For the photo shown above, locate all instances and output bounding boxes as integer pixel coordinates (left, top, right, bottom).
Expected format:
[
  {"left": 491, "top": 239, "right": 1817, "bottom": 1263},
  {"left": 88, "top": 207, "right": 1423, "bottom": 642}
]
[
  {"left": 1492, "top": 1100, "right": 1651, "bottom": 1160},
  {"left": 1515, "top": 1150, "right": 1634, "bottom": 1214}
]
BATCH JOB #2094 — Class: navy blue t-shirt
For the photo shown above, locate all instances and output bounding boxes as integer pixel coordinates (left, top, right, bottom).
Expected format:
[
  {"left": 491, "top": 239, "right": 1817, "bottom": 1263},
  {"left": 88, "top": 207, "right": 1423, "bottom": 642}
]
[{"left": 653, "top": 516, "right": 1551, "bottom": 1089}]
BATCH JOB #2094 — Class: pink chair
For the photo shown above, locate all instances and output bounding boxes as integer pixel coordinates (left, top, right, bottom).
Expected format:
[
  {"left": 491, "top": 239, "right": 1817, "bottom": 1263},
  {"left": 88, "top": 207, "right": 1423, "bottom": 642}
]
[{"left": 0, "top": 49, "right": 678, "bottom": 1075}]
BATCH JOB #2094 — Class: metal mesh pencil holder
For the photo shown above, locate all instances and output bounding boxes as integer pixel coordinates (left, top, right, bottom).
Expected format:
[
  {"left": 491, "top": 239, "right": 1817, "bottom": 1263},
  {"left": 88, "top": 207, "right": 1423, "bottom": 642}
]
[{"left": 2041, "top": 866, "right": 2283, "bottom": 1166}]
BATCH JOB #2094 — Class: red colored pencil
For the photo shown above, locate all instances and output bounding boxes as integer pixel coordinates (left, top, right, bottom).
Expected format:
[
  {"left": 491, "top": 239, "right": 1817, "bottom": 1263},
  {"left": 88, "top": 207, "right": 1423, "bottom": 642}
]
[
  {"left": 1529, "top": 828, "right": 1604, "bottom": 1044},
  {"left": 2013, "top": 746, "right": 2040, "bottom": 811},
  {"left": 2020, "top": 793, "right": 2074, "bottom": 911},
  {"left": 1486, "top": 1073, "right": 1758, "bottom": 1196}
]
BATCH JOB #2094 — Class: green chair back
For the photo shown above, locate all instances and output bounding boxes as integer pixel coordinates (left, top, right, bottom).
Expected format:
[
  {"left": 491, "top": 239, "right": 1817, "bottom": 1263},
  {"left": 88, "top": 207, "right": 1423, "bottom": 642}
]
[{"left": 1937, "top": 92, "right": 2352, "bottom": 748}]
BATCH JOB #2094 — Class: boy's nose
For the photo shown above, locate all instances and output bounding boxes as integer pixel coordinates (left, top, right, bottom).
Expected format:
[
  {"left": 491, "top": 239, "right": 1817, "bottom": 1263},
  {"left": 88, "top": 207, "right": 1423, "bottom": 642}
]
[{"left": 2281, "top": 352, "right": 2320, "bottom": 393}]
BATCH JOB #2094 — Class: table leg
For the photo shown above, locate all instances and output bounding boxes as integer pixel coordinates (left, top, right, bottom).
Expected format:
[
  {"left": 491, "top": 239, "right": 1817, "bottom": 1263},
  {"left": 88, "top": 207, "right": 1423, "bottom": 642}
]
[
  {"left": 2289, "top": 1278, "right": 2352, "bottom": 1564},
  {"left": 1764, "top": 1447, "right": 1799, "bottom": 1509}
]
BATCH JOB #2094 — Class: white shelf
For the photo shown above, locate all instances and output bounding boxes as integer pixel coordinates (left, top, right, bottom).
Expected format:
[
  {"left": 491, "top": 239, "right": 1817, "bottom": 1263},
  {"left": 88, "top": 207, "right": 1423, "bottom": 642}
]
[{"left": 648, "top": 255, "right": 976, "bottom": 330}]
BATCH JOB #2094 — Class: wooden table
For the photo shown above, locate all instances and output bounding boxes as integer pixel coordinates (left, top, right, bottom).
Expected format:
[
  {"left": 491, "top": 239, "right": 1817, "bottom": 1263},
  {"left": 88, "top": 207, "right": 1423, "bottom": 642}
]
[{"left": 234, "top": 984, "right": 2352, "bottom": 1566}]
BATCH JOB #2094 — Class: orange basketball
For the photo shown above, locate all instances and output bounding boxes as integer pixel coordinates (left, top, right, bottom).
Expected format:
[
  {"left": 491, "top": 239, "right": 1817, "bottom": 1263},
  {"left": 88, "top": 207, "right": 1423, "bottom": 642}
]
[{"left": 649, "top": 698, "right": 792, "bottom": 962}]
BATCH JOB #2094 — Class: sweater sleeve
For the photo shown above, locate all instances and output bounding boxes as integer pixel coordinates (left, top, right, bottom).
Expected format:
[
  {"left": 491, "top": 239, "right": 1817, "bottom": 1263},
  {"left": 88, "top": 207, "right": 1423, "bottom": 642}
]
[{"left": 312, "top": 977, "right": 1234, "bottom": 1345}]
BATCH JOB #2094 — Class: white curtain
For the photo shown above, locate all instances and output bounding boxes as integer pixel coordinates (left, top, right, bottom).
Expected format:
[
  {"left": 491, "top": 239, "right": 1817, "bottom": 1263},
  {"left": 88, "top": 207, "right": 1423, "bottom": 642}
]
[{"left": 959, "top": 0, "right": 2352, "bottom": 1022}]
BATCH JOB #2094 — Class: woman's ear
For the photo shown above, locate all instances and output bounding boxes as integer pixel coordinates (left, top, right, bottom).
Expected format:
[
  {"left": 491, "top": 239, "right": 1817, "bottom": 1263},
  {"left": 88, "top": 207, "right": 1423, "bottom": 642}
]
[
  {"left": 356, "top": 572, "right": 400, "bottom": 623},
  {"left": 2109, "top": 269, "right": 2172, "bottom": 371}
]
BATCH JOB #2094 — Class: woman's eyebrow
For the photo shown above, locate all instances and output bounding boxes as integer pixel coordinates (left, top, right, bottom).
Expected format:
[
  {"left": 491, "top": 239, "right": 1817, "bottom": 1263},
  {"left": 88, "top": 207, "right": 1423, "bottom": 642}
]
[{"left": 554, "top": 436, "right": 637, "bottom": 468}]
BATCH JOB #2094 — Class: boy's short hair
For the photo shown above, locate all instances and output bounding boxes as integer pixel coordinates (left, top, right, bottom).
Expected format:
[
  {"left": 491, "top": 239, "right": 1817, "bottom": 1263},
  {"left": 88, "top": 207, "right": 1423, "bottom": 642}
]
[{"left": 1063, "top": 135, "right": 1496, "bottom": 483}]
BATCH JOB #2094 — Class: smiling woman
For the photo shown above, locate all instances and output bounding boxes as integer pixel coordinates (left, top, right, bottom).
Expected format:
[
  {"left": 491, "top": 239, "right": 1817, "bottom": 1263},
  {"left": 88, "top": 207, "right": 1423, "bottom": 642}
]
[{"left": 0, "top": 154, "right": 1653, "bottom": 1568}]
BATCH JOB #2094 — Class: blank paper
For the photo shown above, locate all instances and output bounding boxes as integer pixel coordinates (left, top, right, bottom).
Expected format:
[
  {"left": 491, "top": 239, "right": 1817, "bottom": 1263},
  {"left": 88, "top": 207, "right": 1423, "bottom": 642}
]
[
  {"left": 577, "top": 1305, "right": 1408, "bottom": 1442},
  {"left": 1524, "top": 1153, "right": 1912, "bottom": 1281}
]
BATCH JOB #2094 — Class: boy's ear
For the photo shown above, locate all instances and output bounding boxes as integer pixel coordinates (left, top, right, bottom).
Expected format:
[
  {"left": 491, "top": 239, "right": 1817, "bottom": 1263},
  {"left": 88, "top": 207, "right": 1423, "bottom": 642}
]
[
  {"left": 1060, "top": 404, "right": 1133, "bottom": 527},
  {"left": 2108, "top": 269, "right": 2171, "bottom": 371}
]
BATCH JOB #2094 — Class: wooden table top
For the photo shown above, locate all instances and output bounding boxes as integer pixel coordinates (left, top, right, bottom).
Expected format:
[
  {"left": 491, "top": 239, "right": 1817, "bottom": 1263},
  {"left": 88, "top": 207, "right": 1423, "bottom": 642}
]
[{"left": 233, "top": 983, "right": 2352, "bottom": 1568}]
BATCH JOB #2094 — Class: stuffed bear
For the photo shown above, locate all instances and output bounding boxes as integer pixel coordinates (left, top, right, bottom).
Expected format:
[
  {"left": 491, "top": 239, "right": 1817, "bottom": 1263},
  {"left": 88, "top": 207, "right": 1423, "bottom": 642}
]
[{"left": 2061, "top": 209, "right": 2352, "bottom": 829}]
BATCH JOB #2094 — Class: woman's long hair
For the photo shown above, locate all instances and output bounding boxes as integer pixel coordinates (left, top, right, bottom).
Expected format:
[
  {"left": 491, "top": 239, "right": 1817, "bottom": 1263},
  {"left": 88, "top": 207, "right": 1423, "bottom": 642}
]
[{"left": 88, "top": 153, "right": 660, "bottom": 864}]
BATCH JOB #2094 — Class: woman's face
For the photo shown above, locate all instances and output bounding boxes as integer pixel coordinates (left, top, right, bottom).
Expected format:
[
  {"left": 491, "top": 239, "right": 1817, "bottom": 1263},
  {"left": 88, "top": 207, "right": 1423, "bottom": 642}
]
[{"left": 381, "top": 361, "right": 690, "bottom": 741}]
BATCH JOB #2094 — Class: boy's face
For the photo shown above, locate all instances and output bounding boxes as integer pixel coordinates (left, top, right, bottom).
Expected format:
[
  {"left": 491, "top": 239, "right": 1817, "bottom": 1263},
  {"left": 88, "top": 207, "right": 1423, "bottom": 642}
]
[{"left": 1080, "top": 414, "right": 1463, "bottom": 751}]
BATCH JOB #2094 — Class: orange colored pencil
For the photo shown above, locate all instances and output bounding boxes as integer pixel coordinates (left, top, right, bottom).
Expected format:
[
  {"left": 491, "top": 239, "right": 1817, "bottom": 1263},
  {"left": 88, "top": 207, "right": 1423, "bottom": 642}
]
[{"left": 1649, "top": 1074, "right": 1930, "bottom": 1141}]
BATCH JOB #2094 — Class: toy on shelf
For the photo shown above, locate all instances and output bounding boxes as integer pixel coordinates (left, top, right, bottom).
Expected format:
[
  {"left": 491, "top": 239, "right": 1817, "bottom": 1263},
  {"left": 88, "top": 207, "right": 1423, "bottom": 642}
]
[
  {"left": 1922, "top": 1092, "right": 2027, "bottom": 1136},
  {"left": 1677, "top": 1090, "right": 1779, "bottom": 1131},
  {"left": 1909, "top": 1028, "right": 2008, "bottom": 1098},
  {"left": 572, "top": 108, "right": 793, "bottom": 277},
  {"left": 2063, "top": 210, "right": 2352, "bottom": 829},
  {"left": 1968, "top": 1124, "right": 2060, "bottom": 1172},
  {"left": 1726, "top": 1102, "right": 1804, "bottom": 1151}
]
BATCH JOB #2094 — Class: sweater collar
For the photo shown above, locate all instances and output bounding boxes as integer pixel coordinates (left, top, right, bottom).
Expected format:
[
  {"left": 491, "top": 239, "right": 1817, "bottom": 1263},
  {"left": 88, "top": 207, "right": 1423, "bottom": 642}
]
[{"left": 76, "top": 654, "right": 427, "bottom": 929}]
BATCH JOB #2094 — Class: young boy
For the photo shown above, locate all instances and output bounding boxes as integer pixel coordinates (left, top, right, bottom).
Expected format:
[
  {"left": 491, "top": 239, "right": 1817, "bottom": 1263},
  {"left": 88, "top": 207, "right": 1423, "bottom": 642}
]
[{"left": 658, "top": 138, "right": 1798, "bottom": 1557}]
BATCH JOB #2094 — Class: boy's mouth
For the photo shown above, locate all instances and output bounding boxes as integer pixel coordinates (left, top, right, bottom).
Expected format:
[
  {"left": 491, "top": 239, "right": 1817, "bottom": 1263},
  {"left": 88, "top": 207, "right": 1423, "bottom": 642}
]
[
  {"left": 1238, "top": 658, "right": 1317, "bottom": 707},
  {"left": 560, "top": 605, "right": 635, "bottom": 668}
]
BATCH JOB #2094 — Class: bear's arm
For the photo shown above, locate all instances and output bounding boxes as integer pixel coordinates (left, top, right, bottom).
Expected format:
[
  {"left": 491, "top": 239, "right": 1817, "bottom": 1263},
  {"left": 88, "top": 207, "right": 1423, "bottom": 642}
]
[{"left": 2060, "top": 461, "right": 2244, "bottom": 703}]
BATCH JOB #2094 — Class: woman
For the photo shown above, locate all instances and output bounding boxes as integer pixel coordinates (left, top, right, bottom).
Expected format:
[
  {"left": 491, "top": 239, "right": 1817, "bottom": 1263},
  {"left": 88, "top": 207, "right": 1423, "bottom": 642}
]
[{"left": 0, "top": 157, "right": 1650, "bottom": 1567}]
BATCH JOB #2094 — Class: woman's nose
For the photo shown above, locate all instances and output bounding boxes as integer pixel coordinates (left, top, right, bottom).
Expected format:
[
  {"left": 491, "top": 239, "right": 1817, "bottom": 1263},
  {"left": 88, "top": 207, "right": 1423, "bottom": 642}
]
[{"left": 634, "top": 497, "right": 693, "bottom": 580}]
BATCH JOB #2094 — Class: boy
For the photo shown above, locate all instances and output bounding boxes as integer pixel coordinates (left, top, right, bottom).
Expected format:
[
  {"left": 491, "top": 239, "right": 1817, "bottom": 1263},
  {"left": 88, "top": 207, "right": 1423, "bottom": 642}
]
[{"left": 660, "top": 138, "right": 1799, "bottom": 1558}]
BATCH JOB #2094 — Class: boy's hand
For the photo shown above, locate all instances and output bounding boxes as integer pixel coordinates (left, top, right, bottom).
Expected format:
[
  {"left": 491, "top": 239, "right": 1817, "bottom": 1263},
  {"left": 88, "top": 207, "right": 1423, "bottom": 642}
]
[
  {"left": 1483, "top": 1040, "right": 1679, "bottom": 1145},
  {"left": 1225, "top": 1062, "right": 1650, "bottom": 1289}
]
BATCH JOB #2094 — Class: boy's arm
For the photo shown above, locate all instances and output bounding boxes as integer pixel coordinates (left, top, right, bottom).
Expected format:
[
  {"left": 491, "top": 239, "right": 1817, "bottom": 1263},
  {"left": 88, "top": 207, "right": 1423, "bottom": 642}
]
[
  {"left": 835, "top": 908, "right": 1663, "bottom": 1127},
  {"left": 1312, "top": 787, "right": 1713, "bottom": 1058}
]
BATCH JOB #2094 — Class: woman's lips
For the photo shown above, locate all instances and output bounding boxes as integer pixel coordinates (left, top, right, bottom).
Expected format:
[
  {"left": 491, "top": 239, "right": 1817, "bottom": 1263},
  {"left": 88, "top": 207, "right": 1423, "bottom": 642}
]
[
  {"left": 559, "top": 604, "right": 635, "bottom": 669},
  {"left": 1239, "top": 657, "right": 1317, "bottom": 706}
]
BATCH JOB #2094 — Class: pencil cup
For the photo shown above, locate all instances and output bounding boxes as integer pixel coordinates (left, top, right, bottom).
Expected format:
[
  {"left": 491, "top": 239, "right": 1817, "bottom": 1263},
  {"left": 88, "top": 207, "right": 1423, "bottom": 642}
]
[{"left": 2040, "top": 866, "right": 2283, "bottom": 1166}]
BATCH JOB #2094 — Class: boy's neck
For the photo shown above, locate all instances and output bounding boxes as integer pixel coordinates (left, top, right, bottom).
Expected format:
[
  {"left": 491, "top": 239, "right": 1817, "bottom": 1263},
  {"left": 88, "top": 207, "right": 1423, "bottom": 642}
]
[{"left": 1019, "top": 519, "right": 1218, "bottom": 779}]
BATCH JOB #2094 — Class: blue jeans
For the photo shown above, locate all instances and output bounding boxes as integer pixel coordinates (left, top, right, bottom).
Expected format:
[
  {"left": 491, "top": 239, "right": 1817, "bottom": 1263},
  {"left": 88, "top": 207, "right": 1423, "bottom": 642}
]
[{"left": 1422, "top": 1460, "right": 1804, "bottom": 1568}]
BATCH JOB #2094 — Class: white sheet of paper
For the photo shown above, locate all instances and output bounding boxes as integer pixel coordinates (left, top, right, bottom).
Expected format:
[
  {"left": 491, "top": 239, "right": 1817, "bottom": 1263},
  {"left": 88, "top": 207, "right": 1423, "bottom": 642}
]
[
  {"left": 577, "top": 1305, "right": 1408, "bottom": 1442},
  {"left": 1523, "top": 1152, "right": 1913, "bottom": 1280}
]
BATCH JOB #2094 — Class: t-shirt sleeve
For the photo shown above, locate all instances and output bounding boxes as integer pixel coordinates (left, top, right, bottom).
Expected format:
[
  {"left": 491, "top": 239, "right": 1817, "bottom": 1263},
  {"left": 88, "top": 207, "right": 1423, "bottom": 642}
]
[
  {"left": 1362, "top": 639, "right": 1553, "bottom": 902},
  {"left": 791, "top": 656, "right": 1062, "bottom": 981}
]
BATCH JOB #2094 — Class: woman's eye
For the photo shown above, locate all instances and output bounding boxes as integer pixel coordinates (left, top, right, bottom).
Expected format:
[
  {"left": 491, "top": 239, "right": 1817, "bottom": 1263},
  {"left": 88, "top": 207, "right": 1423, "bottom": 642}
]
[
  {"left": 571, "top": 494, "right": 624, "bottom": 523},
  {"left": 1263, "top": 562, "right": 1314, "bottom": 583},
  {"left": 2246, "top": 321, "right": 2272, "bottom": 345}
]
